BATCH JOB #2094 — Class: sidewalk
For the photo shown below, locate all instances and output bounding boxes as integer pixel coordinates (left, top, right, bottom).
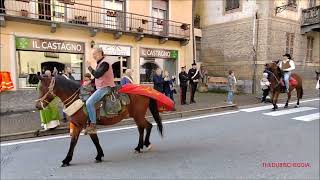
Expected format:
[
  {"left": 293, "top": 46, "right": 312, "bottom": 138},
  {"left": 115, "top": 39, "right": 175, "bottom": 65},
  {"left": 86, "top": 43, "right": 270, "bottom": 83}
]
[{"left": 1, "top": 89, "right": 318, "bottom": 139}]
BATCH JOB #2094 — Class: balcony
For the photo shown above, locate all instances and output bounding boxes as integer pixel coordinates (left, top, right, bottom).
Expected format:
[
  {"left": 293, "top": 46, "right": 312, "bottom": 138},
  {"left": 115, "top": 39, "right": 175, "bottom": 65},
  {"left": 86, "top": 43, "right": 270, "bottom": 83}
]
[
  {"left": 301, "top": 5, "right": 320, "bottom": 33},
  {"left": 0, "top": 0, "right": 190, "bottom": 44}
]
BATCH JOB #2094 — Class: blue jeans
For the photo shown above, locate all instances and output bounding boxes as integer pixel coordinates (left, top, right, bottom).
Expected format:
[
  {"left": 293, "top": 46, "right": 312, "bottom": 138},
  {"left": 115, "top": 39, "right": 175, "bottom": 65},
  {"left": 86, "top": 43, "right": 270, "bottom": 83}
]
[
  {"left": 227, "top": 91, "right": 234, "bottom": 103},
  {"left": 283, "top": 71, "right": 291, "bottom": 91},
  {"left": 86, "top": 87, "right": 111, "bottom": 124}
]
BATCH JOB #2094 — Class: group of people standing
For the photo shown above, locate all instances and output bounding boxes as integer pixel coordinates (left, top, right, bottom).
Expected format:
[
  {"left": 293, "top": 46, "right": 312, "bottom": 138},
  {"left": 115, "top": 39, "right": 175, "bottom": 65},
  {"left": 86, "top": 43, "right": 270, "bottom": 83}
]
[{"left": 151, "top": 62, "right": 202, "bottom": 106}]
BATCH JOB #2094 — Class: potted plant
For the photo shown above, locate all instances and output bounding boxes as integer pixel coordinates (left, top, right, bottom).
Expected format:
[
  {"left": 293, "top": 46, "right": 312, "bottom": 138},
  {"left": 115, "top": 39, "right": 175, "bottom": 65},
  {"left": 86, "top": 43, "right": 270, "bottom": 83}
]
[
  {"left": 157, "top": 19, "right": 164, "bottom": 25},
  {"left": 142, "top": 19, "right": 148, "bottom": 24},
  {"left": 21, "top": 9, "right": 29, "bottom": 17},
  {"left": 180, "top": 23, "right": 189, "bottom": 30},
  {"left": 137, "top": 27, "right": 144, "bottom": 33},
  {"left": 107, "top": 10, "right": 117, "bottom": 17}
]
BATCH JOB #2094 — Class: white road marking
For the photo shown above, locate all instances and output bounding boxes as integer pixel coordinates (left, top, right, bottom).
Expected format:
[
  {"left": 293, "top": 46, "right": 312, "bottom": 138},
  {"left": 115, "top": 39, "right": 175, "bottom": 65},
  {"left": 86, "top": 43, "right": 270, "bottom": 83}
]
[
  {"left": 240, "top": 98, "right": 319, "bottom": 112},
  {"left": 263, "top": 107, "right": 316, "bottom": 116},
  {"left": 292, "top": 113, "right": 320, "bottom": 122},
  {"left": 0, "top": 110, "right": 240, "bottom": 147},
  {"left": 240, "top": 104, "right": 285, "bottom": 112}
]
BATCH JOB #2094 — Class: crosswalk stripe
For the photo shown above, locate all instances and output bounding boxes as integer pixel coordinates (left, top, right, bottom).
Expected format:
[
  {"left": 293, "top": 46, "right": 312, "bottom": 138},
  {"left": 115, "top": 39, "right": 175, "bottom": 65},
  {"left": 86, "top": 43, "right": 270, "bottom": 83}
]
[
  {"left": 240, "top": 104, "right": 284, "bottom": 112},
  {"left": 292, "top": 113, "right": 320, "bottom": 121},
  {"left": 263, "top": 107, "right": 316, "bottom": 116}
]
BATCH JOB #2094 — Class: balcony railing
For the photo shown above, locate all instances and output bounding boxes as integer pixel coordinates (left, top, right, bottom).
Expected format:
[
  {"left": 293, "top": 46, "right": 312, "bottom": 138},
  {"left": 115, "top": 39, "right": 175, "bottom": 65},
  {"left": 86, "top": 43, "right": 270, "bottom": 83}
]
[
  {"left": 301, "top": 5, "right": 320, "bottom": 26},
  {"left": 0, "top": 0, "right": 190, "bottom": 40}
]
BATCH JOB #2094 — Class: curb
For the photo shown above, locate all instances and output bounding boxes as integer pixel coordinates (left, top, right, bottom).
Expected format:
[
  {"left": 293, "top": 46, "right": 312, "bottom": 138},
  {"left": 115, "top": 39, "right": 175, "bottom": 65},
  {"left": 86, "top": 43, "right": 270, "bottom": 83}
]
[{"left": 0, "top": 104, "right": 237, "bottom": 142}]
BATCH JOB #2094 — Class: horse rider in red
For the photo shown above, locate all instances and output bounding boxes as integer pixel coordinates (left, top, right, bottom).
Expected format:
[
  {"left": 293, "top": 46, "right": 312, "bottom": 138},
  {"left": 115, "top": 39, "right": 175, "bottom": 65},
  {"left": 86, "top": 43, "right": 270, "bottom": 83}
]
[
  {"left": 85, "top": 47, "right": 115, "bottom": 134},
  {"left": 279, "top": 54, "right": 295, "bottom": 93}
]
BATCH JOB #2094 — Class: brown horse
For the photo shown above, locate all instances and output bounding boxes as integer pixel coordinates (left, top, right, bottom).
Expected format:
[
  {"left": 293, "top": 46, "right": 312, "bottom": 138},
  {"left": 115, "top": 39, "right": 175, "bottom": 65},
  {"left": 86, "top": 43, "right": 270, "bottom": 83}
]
[
  {"left": 265, "top": 62, "right": 303, "bottom": 110},
  {"left": 35, "top": 75, "right": 163, "bottom": 167}
]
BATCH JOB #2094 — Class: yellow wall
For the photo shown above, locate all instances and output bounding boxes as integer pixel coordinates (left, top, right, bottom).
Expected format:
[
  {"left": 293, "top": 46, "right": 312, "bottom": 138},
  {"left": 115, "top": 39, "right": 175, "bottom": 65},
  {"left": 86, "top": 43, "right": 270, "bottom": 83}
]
[
  {"left": 0, "top": 33, "right": 10, "bottom": 72},
  {"left": 0, "top": 20, "right": 193, "bottom": 89}
]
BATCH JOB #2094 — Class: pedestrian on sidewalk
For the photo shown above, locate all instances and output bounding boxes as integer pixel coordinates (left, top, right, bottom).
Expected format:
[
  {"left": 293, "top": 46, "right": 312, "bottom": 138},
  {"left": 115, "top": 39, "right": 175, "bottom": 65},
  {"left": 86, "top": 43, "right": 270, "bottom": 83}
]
[
  {"left": 62, "top": 66, "right": 75, "bottom": 81},
  {"left": 163, "top": 70, "right": 176, "bottom": 101},
  {"left": 188, "top": 62, "right": 200, "bottom": 103},
  {"left": 153, "top": 68, "right": 164, "bottom": 93},
  {"left": 260, "top": 72, "right": 271, "bottom": 103},
  {"left": 226, "top": 70, "right": 237, "bottom": 105},
  {"left": 120, "top": 69, "right": 134, "bottom": 85},
  {"left": 38, "top": 70, "right": 60, "bottom": 130},
  {"left": 179, "top": 66, "right": 189, "bottom": 105}
]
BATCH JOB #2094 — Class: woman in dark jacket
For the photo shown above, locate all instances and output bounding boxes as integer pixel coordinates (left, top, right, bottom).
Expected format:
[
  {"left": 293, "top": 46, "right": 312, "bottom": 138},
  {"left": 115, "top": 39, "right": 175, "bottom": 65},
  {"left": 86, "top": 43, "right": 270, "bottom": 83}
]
[
  {"left": 153, "top": 68, "right": 164, "bottom": 93},
  {"left": 163, "top": 70, "right": 176, "bottom": 101}
]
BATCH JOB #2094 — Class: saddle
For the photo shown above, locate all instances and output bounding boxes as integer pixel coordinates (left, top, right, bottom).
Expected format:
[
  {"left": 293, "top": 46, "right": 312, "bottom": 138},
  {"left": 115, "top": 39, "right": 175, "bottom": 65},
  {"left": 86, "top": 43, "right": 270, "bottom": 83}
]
[{"left": 96, "top": 85, "right": 130, "bottom": 119}]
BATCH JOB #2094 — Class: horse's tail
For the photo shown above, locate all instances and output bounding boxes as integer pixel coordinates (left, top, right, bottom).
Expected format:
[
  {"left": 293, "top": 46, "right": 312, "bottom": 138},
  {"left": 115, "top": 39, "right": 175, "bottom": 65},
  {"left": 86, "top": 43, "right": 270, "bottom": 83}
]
[{"left": 149, "top": 98, "right": 163, "bottom": 137}]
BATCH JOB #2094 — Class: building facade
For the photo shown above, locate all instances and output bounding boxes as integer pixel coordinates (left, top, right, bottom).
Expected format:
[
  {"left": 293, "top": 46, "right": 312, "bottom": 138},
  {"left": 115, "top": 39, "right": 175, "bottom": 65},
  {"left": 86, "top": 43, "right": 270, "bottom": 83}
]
[
  {"left": 196, "top": 0, "right": 320, "bottom": 93},
  {"left": 0, "top": 0, "right": 193, "bottom": 90}
]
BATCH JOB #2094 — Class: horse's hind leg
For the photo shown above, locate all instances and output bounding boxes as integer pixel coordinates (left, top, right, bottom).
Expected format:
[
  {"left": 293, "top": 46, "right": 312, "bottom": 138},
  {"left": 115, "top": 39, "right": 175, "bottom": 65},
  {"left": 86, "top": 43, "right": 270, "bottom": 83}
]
[
  {"left": 144, "top": 121, "right": 153, "bottom": 151},
  {"left": 62, "top": 127, "right": 81, "bottom": 167},
  {"left": 89, "top": 134, "right": 104, "bottom": 163},
  {"left": 284, "top": 91, "right": 292, "bottom": 108},
  {"left": 135, "top": 125, "right": 144, "bottom": 153}
]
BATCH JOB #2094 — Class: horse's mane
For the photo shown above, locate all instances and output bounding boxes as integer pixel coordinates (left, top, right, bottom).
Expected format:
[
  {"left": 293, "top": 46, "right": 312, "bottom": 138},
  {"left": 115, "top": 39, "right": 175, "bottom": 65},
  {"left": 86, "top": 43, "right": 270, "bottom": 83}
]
[{"left": 55, "top": 75, "right": 81, "bottom": 92}]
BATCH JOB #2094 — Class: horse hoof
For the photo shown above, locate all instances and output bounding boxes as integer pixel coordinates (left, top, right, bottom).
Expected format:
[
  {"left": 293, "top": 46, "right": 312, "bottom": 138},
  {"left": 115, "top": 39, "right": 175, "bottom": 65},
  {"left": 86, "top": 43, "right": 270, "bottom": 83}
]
[
  {"left": 61, "top": 163, "right": 70, "bottom": 167},
  {"left": 146, "top": 144, "right": 153, "bottom": 151},
  {"left": 95, "top": 159, "right": 103, "bottom": 163},
  {"left": 295, "top": 105, "right": 300, "bottom": 108},
  {"left": 134, "top": 149, "right": 143, "bottom": 154},
  {"left": 284, "top": 105, "right": 288, "bottom": 108}
]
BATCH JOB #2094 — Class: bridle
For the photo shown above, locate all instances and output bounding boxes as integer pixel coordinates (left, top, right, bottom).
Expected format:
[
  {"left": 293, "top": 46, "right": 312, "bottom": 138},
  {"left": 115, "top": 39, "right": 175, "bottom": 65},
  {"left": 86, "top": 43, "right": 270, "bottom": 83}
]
[
  {"left": 264, "top": 69, "right": 280, "bottom": 85},
  {"left": 36, "top": 77, "right": 80, "bottom": 109}
]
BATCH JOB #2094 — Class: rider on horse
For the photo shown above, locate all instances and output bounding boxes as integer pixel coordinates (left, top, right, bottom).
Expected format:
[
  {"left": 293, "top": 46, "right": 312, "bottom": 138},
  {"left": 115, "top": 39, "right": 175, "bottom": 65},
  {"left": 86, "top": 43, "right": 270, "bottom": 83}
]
[
  {"left": 279, "top": 54, "right": 295, "bottom": 93},
  {"left": 85, "top": 47, "right": 115, "bottom": 134}
]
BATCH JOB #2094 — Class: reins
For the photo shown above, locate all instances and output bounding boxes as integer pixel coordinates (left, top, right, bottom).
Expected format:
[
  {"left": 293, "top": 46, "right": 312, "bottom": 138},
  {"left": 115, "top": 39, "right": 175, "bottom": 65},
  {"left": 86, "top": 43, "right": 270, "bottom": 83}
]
[{"left": 36, "top": 77, "right": 80, "bottom": 108}]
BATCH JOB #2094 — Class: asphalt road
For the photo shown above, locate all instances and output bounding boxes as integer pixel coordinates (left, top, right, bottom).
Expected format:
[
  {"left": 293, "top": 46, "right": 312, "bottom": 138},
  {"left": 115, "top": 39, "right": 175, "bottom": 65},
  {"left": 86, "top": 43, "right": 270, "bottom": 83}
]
[{"left": 1, "top": 98, "right": 319, "bottom": 180}]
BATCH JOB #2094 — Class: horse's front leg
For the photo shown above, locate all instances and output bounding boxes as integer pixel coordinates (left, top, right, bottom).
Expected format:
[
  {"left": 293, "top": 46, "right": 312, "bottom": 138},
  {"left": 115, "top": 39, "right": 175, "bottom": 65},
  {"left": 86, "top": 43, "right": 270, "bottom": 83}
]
[
  {"left": 61, "top": 128, "right": 81, "bottom": 167},
  {"left": 89, "top": 133, "right": 104, "bottom": 163},
  {"left": 272, "top": 91, "right": 279, "bottom": 110}
]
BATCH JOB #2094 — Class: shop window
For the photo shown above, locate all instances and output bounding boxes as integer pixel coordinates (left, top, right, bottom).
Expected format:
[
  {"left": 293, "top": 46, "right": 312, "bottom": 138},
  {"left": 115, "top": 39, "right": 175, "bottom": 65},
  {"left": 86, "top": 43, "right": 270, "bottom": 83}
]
[
  {"left": 140, "top": 58, "right": 176, "bottom": 84},
  {"left": 17, "top": 51, "right": 84, "bottom": 88}
]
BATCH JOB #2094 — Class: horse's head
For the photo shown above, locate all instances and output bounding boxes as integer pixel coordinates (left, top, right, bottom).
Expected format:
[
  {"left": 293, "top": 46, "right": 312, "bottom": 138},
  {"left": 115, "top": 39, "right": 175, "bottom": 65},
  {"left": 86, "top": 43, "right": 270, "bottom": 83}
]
[
  {"left": 35, "top": 75, "right": 56, "bottom": 110},
  {"left": 265, "top": 62, "right": 281, "bottom": 77}
]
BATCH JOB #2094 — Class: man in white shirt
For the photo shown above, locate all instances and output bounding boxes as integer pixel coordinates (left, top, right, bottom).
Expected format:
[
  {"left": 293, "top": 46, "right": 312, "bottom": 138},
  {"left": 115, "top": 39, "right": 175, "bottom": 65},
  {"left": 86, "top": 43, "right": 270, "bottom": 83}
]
[{"left": 279, "top": 54, "right": 295, "bottom": 93}]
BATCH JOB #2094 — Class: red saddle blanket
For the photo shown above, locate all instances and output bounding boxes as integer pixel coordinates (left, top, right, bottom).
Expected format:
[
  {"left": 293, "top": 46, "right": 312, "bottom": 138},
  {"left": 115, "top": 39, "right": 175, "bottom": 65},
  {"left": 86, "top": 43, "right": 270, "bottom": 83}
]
[
  {"left": 119, "top": 84, "right": 174, "bottom": 112},
  {"left": 280, "top": 77, "right": 298, "bottom": 87}
]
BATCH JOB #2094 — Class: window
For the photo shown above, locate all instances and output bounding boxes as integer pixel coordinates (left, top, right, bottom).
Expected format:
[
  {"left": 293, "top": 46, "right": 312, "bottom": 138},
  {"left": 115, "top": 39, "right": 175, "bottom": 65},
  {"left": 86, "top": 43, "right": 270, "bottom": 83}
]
[
  {"left": 196, "top": 37, "right": 201, "bottom": 62},
  {"left": 287, "top": 0, "right": 297, "bottom": 8},
  {"left": 152, "top": 0, "right": 168, "bottom": 35},
  {"left": 104, "top": 0, "right": 125, "bottom": 30},
  {"left": 309, "top": 0, "right": 316, "bottom": 8},
  {"left": 306, "top": 36, "right": 314, "bottom": 62},
  {"left": 285, "top": 32, "right": 295, "bottom": 56},
  {"left": 225, "top": 0, "right": 240, "bottom": 11}
]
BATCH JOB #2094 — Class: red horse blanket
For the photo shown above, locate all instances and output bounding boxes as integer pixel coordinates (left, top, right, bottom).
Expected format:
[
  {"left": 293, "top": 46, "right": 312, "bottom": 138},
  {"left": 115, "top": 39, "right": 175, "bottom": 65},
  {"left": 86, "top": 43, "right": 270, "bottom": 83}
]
[
  {"left": 119, "top": 84, "right": 174, "bottom": 112},
  {"left": 280, "top": 77, "right": 298, "bottom": 88}
]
